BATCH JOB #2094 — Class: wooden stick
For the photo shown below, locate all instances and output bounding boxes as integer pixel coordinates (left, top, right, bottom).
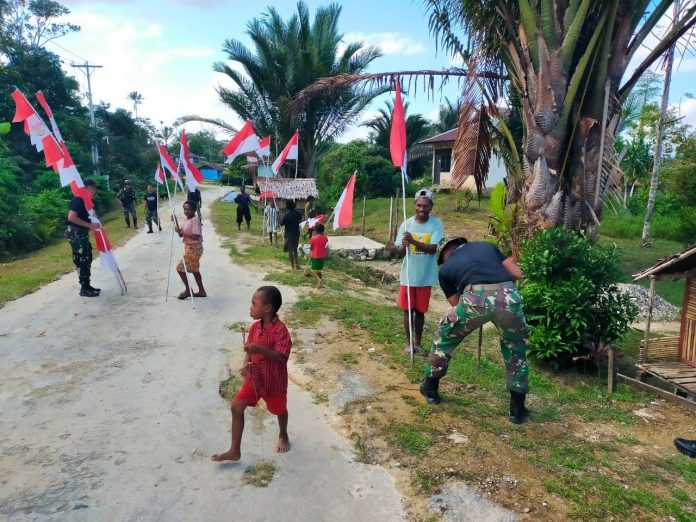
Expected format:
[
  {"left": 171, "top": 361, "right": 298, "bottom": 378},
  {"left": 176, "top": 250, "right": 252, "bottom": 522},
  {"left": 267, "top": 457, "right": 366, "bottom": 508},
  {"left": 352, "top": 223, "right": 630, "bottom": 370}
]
[
  {"left": 617, "top": 374, "right": 696, "bottom": 412},
  {"left": 361, "top": 195, "right": 367, "bottom": 236},
  {"left": 387, "top": 196, "right": 393, "bottom": 243},
  {"left": 643, "top": 277, "right": 656, "bottom": 364}
]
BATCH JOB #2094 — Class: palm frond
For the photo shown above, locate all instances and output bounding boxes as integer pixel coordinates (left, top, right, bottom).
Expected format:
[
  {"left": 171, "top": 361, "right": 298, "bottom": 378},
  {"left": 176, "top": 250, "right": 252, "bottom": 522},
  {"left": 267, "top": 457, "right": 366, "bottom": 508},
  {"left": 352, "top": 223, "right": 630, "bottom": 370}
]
[{"left": 174, "top": 115, "right": 237, "bottom": 135}]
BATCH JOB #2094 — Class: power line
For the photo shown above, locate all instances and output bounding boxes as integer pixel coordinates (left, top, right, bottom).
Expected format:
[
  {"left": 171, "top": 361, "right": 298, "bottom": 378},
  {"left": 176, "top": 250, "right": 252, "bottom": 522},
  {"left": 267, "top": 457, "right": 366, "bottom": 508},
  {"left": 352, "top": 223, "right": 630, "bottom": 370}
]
[
  {"left": 46, "top": 40, "right": 88, "bottom": 62},
  {"left": 71, "top": 61, "right": 105, "bottom": 185}
]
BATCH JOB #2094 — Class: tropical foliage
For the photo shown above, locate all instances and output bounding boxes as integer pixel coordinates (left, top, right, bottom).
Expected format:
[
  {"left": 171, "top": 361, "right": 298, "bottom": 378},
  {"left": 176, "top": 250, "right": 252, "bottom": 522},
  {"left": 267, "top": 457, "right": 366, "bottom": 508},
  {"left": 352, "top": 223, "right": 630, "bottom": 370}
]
[{"left": 187, "top": 1, "right": 383, "bottom": 178}]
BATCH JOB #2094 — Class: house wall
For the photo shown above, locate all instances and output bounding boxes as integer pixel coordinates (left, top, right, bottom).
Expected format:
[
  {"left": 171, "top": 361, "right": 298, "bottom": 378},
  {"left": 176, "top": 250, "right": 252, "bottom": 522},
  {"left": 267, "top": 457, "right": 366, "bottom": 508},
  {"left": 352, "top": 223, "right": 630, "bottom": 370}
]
[
  {"left": 201, "top": 168, "right": 220, "bottom": 180},
  {"left": 430, "top": 143, "right": 507, "bottom": 190}
]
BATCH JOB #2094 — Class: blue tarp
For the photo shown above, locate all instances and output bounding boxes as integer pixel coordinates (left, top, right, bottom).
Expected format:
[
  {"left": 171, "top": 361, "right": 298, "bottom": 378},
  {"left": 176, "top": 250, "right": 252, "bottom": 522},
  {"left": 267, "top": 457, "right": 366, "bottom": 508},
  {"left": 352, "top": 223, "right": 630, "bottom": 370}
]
[{"left": 220, "top": 191, "right": 240, "bottom": 203}]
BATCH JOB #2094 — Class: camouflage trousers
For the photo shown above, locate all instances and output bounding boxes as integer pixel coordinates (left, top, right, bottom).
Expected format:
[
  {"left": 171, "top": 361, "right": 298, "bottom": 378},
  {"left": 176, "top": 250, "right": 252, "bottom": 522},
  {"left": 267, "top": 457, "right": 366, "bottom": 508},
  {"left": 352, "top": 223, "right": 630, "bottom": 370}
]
[
  {"left": 122, "top": 203, "right": 137, "bottom": 226},
  {"left": 146, "top": 209, "right": 160, "bottom": 229},
  {"left": 426, "top": 285, "right": 530, "bottom": 393},
  {"left": 67, "top": 226, "right": 92, "bottom": 286}
]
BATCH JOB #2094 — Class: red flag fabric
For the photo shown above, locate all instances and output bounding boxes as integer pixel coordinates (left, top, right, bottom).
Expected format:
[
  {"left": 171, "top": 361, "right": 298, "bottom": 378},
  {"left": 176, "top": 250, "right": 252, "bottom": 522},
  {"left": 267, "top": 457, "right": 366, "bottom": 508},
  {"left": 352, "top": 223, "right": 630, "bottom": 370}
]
[
  {"left": 154, "top": 164, "right": 165, "bottom": 184},
  {"left": 93, "top": 228, "right": 112, "bottom": 252},
  {"left": 271, "top": 131, "right": 298, "bottom": 175},
  {"left": 257, "top": 135, "right": 271, "bottom": 158},
  {"left": 390, "top": 80, "right": 408, "bottom": 178},
  {"left": 221, "top": 120, "right": 260, "bottom": 164},
  {"left": 11, "top": 89, "right": 36, "bottom": 122},
  {"left": 157, "top": 142, "right": 184, "bottom": 191},
  {"left": 36, "top": 91, "right": 63, "bottom": 143},
  {"left": 179, "top": 130, "right": 203, "bottom": 190},
  {"left": 11, "top": 88, "right": 64, "bottom": 169},
  {"left": 332, "top": 172, "right": 356, "bottom": 230},
  {"left": 71, "top": 181, "right": 94, "bottom": 211}
]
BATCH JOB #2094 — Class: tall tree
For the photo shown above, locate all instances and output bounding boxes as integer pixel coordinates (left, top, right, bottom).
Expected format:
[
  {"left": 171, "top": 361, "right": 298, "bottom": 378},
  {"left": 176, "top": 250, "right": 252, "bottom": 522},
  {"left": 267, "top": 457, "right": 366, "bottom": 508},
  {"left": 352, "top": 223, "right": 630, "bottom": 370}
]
[
  {"left": 4, "top": 0, "right": 79, "bottom": 48},
  {"left": 182, "top": 1, "right": 383, "bottom": 178},
  {"left": 432, "top": 96, "right": 463, "bottom": 133},
  {"left": 297, "top": 0, "right": 696, "bottom": 231},
  {"left": 127, "top": 91, "right": 144, "bottom": 120}
]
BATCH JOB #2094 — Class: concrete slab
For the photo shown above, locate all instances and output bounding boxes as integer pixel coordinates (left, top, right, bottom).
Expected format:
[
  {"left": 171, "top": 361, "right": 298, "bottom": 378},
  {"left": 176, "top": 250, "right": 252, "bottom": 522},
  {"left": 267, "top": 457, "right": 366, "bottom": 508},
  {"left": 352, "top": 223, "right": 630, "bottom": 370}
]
[{"left": 324, "top": 235, "right": 384, "bottom": 250}]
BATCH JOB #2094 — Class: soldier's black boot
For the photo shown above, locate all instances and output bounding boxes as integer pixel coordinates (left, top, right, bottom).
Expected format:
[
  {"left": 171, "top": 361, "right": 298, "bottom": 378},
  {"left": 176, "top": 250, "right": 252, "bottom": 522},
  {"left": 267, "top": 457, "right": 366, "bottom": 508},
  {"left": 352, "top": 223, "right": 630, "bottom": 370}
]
[
  {"left": 133, "top": 217, "right": 138, "bottom": 229},
  {"left": 509, "top": 391, "right": 530, "bottom": 424},
  {"left": 125, "top": 215, "right": 130, "bottom": 228},
  {"left": 419, "top": 377, "right": 441, "bottom": 404},
  {"left": 87, "top": 285, "right": 101, "bottom": 293},
  {"left": 147, "top": 226, "right": 153, "bottom": 233},
  {"left": 79, "top": 285, "right": 99, "bottom": 297},
  {"left": 674, "top": 438, "right": 696, "bottom": 458}
]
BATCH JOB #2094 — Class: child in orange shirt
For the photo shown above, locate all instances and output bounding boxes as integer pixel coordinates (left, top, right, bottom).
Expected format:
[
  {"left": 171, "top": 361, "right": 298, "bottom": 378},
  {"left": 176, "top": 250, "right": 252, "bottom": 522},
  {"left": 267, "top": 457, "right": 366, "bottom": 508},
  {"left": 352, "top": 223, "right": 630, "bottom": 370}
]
[{"left": 308, "top": 222, "right": 328, "bottom": 288}]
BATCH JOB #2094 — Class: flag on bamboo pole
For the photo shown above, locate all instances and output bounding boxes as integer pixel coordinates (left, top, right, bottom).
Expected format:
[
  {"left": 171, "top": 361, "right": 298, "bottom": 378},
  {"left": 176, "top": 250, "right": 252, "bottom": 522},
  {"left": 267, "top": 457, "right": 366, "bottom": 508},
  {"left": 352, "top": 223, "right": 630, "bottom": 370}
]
[
  {"left": 10, "top": 88, "right": 63, "bottom": 169},
  {"left": 157, "top": 141, "right": 184, "bottom": 191},
  {"left": 390, "top": 79, "right": 408, "bottom": 180},
  {"left": 256, "top": 135, "right": 271, "bottom": 158},
  {"left": 154, "top": 164, "right": 165, "bottom": 184},
  {"left": 332, "top": 172, "right": 356, "bottom": 230},
  {"left": 271, "top": 131, "right": 298, "bottom": 175},
  {"left": 221, "top": 120, "right": 260, "bottom": 164},
  {"left": 246, "top": 153, "right": 258, "bottom": 164},
  {"left": 36, "top": 91, "right": 83, "bottom": 187},
  {"left": 179, "top": 129, "right": 203, "bottom": 190}
]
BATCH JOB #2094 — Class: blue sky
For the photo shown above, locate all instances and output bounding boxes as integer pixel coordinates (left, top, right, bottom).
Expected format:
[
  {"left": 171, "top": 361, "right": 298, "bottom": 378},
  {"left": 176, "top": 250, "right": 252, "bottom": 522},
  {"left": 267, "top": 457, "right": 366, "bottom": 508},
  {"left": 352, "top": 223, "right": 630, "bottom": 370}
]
[{"left": 55, "top": 0, "right": 695, "bottom": 142}]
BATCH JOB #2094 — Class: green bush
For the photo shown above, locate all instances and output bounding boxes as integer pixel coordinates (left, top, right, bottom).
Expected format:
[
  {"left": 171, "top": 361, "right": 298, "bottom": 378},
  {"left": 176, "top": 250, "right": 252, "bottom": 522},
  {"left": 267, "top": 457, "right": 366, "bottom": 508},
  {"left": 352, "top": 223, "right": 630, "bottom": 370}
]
[{"left": 519, "top": 229, "right": 638, "bottom": 366}]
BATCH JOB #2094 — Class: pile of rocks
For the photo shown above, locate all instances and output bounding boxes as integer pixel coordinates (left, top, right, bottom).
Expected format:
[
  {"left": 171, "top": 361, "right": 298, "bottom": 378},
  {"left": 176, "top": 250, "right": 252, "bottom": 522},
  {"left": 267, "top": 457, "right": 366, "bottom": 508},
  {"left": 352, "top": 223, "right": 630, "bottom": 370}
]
[
  {"left": 298, "top": 244, "right": 389, "bottom": 261},
  {"left": 616, "top": 283, "right": 681, "bottom": 321}
]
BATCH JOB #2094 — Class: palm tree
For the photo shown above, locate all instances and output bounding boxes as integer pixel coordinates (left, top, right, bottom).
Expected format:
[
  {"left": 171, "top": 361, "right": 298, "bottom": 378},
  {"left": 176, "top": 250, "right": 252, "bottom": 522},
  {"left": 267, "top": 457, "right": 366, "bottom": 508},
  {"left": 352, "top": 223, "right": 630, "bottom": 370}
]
[
  {"left": 432, "top": 97, "right": 463, "bottom": 133},
  {"left": 182, "top": 1, "right": 383, "bottom": 178},
  {"left": 296, "top": 0, "right": 696, "bottom": 231},
  {"left": 127, "top": 91, "right": 143, "bottom": 120}
]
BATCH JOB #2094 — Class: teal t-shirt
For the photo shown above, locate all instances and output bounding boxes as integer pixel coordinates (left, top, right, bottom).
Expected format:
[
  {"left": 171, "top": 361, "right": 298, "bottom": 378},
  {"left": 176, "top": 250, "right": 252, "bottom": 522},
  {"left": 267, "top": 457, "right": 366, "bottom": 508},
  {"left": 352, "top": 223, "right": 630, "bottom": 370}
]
[{"left": 397, "top": 216, "right": 444, "bottom": 287}]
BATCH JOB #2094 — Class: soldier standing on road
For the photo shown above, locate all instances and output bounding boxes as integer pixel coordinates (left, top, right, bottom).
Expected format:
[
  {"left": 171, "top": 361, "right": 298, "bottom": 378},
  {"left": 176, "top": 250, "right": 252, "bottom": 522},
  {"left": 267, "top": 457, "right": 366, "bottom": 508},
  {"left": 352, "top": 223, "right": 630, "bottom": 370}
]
[
  {"left": 420, "top": 237, "right": 531, "bottom": 424},
  {"left": 66, "top": 179, "right": 102, "bottom": 297},
  {"left": 117, "top": 180, "right": 138, "bottom": 228},
  {"left": 143, "top": 184, "right": 162, "bottom": 233}
]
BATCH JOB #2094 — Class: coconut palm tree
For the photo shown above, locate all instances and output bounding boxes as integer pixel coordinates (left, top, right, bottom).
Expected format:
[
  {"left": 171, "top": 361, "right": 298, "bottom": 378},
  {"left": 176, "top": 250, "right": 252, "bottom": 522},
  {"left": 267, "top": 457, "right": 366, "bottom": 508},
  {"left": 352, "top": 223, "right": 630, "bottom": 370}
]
[
  {"left": 180, "top": 1, "right": 383, "bottom": 178},
  {"left": 432, "top": 96, "right": 463, "bottom": 133},
  {"left": 127, "top": 91, "right": 143, "bottom": 120},
  {"left": 296, "top": 0, "right": 696, "bottom": 231}
]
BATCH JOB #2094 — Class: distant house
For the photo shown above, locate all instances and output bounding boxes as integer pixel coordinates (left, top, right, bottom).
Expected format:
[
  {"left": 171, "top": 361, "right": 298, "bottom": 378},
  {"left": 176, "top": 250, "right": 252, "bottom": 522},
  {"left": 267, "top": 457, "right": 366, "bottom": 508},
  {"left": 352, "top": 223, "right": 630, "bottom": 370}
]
[
  {"left": 420, "top": 127, "right": 507, "bottom": 190},
  {"left": 197, "top": 161, "right": 225, "bottom": 181}
]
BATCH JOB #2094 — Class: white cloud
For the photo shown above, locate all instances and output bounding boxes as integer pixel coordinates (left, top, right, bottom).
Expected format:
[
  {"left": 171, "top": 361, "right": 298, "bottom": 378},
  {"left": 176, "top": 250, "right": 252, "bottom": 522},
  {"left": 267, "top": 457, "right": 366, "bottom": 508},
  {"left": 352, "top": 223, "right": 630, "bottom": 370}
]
[
  {"left": 343, "top": 32, "right": 426, "bottom": 56},
  {"left": 674, "top": 97, "right": 696, "bottom": 128}
]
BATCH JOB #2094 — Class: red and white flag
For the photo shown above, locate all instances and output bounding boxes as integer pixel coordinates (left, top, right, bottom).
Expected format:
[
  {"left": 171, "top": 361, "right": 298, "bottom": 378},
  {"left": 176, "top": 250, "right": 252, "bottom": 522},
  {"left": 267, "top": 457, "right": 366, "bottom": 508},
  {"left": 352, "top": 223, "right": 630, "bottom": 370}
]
[
  {"left": 154, "top": 164, "right": 165, "bottom": 185},
  {"left": 246, "top": 153, "right": 258, "bottom": 164},
  {"left": 11, "top": 89, "right": 63, "bottom": 170},
  {"left": 271, "top": 131, "right": 298, "bottom": 175},
  {"left": 256, "top": 135, "right": 271, "bottom": 159},
  {"left": 179, "top": 130, "right": 203, "bottom": 190},
  {"left": 221, "top": 120, "right": 260, "bottom": 164},
  {"left": 332, "top": 172, "right": 357, "bottom": 230},
  {"left": 390, "top": 80, "right": 408, "bottom": 180},
  {"left": 157, "top": 142, "right": 184, "bottom": 191}
]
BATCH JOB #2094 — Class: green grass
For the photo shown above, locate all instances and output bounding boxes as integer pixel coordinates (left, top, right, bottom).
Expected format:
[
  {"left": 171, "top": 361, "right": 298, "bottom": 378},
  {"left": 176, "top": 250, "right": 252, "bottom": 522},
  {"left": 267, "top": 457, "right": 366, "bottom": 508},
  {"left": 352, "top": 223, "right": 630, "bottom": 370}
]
[
  {"left": 0, "top": 208, "right": 138, "bottom": 306},
  {"left": 390, "top": 423, "right": 437, "bottom": 455},
  {"left": 330, "top": 352, "right": 359, "bottom": 367},
  {"left": 242, "top": 460, "right": 276, "bottom": 487}
]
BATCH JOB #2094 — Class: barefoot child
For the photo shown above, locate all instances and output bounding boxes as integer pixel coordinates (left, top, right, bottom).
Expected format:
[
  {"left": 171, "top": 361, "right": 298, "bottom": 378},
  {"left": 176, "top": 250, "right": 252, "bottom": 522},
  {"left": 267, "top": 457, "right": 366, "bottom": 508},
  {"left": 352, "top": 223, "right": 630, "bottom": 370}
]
[
  {"left": 174, "top": 200, "right": 207, "bottom": 299},
  {"left": 308, "top": 222, "right": 328, "bottom": 288},
  {"left": 212, "top": 286, "right": 291, "bottom": 461}
]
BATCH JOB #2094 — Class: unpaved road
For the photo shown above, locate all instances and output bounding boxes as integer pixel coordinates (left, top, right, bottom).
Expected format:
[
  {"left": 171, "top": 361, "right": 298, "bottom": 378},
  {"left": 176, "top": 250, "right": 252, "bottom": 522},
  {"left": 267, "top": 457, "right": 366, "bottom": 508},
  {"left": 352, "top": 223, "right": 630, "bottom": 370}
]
[{"left": 0, "top": 187, "right": 405, "bottom": 521}]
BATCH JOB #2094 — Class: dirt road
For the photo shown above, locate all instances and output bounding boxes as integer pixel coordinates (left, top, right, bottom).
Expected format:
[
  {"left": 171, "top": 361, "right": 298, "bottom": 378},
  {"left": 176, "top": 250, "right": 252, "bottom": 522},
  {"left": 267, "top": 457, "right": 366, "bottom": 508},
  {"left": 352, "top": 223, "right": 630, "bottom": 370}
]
[{"left": 0, "top": 187, "right": 405, "bottom": 521}]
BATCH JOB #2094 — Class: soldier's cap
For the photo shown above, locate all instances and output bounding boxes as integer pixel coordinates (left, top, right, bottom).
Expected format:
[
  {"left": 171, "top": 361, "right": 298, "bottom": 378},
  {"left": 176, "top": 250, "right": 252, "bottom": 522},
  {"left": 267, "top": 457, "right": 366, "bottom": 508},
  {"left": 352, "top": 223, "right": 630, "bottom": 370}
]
[
  {"left": 125, "top": 179, "right": 132, "bottom": 185},
  {"left": 414, "top": 188, "right": 433, "bottom": 202},
  {"left": 437, "top": 236, "right": 468, "bottom": 265}
]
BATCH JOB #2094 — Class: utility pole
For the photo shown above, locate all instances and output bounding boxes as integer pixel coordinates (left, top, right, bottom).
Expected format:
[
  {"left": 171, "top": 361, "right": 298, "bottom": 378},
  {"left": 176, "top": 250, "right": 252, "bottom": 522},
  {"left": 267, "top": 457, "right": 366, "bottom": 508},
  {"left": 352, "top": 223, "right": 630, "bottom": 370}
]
[{"left": 71, "top": 61, "right": 104, "bottom": 187}]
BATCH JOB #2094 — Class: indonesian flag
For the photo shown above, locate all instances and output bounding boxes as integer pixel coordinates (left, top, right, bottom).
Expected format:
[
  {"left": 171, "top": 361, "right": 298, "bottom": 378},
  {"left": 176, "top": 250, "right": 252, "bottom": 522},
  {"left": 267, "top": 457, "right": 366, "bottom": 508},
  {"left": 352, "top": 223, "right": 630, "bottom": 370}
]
[
  {"left": 93, "top": 228, "right": 120, "bottom": 273},
  {"left": 256, "top": 135, "right": 271, "bottom": 158},
  {"left": 179, "top": 130, "right": 203, "bottom": 190},
  {"left": 11, "top": 89, "right": 63, "bottom": 169},
  {"left": 271, "top": 131, "right": 298, "bottom": 175},
  {"left": 246, "top": 153, "right": 258, "bottom": 164},
  {"left": 332, "top": 172, "right": 357, "bottom": 230},
  {"left": 221, "top": 120, "right": 260, "bottom": 164},
  {"left": 71, "top": 181, "right": 95, "bottom": 212},
  {"left": 35, "top": 91, "right": 83, "bottom": 187},
  {"left": 154, "top": 164, "right": 165, "bottom": 184},
  {"left": 301, "top": 214, "right": 325, "bottom": 229},
  {"left": 157, "top": 142, "right": 184, "bottom": 191},
  {"left": 390, "top": 80, "right": 408, "bottom": 180}
]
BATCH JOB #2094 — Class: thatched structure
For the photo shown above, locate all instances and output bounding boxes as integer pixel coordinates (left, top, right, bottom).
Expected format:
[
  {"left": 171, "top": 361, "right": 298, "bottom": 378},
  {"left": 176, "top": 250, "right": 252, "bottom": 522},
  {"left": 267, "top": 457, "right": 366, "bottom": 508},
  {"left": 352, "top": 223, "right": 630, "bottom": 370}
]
[{"left": 256, "top": 177, "right": 318, "bottom": 201}]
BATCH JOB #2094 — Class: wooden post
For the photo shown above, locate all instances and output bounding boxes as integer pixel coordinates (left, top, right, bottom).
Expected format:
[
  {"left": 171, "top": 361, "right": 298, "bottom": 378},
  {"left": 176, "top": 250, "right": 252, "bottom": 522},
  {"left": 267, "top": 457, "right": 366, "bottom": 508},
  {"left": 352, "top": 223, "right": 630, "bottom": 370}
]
[
  {"left": 387, "top": 196, "right": 394, "bottom": 243},
  {"left": 393, "top": 189, "right": 400, "bottom": 242},
  {"left": 643, "top": 277, "right": 656, "bottom": 364},
  {"left": 361, "top": 196, "right": 367, "bottom": 236},
  {"left": 607, "top": 344, "right": 616, "bottom": 393}
]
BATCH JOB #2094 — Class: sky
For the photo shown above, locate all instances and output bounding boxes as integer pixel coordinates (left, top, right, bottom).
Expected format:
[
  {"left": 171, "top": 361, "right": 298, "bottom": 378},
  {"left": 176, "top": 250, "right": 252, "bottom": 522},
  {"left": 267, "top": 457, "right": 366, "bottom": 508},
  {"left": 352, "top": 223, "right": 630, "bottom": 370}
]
[{"left": 52, "top": 0, "right": 696, "bottom": 144}]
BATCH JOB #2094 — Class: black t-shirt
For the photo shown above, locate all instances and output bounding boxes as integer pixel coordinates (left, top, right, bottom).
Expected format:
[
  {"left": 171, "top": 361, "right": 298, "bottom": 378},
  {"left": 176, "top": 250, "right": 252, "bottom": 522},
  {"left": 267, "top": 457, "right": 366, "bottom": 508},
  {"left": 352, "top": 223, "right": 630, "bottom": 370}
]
[
  {"left": 69, "top": 197, "right": 90, "bottom": 230},
  {"left": 281, "top": 209, "right": 303, "bottom": 239},
  {"left": 118, "top": 187, "right": 136, "bottom": 206},
  {"left": 188, "top": 189, "right": 202, "bottom": 204},
  {"left": 438, "top": 242, "right": 511, "bottom": 298},
  {"left": 235, "top": 192, "right": 251, "bottom": 209},
  {"left": 144, "top": 192, "right": 158, "bottom": 211}
]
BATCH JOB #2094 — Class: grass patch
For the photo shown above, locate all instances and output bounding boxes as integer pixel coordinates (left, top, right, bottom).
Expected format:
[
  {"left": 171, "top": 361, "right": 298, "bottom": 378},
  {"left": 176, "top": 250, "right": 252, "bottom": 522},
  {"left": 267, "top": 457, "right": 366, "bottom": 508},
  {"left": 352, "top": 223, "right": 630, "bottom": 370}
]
[
  {"left": 330, "top": 352, "right": 359, "bottom": 367},
  {"left": 0, "top": 208, "right": 137, "bottom": 306},
  {"left": 390, "top": 423, "right": 436, "bottom": 456},
  {"left": 658, "top": 455, "right": 696, "bottom": 485},
  {"left": 218, "top": 373, "right": 242, "bottom": 402},
  {"left": 242, "top": 460, "right": 276, "bottom": 487}
]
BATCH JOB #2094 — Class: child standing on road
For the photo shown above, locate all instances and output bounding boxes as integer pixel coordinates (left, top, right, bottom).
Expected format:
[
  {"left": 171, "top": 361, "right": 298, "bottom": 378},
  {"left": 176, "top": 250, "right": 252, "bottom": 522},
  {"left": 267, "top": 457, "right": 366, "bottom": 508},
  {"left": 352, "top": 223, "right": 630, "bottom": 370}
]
[
  {"left": 212, "top": 286, "right": 292, "bottom": 461},
  {"left": 174, "top": 200, "right": 206, "bottom": 299},
  {"left": 308, "top": 222, "right": 328, "bottom": 289}
]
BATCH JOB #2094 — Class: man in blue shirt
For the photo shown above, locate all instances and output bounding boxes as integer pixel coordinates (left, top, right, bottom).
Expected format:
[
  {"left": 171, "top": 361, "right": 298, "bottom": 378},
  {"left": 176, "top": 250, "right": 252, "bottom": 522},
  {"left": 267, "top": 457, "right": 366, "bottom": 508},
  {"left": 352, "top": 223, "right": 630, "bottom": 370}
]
[{"left": 389, "top": 189, "right": 444, "bottom": 355}]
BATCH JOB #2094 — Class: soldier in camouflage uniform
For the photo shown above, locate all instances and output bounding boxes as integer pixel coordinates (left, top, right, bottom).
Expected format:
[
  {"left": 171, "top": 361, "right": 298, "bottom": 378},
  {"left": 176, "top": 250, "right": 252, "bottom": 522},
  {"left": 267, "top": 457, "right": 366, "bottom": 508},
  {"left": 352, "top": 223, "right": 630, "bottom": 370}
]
[
  {"left": 117, "top": 180, "right": 138, "bottom": 228},
  {"left": 66, "top": 179, "right": 101, "bottom": 297},
  {"left": 143, "top": 184, "right": 162, "bottom": 233},
  {"left": 420, "top": 237, "right": 531, "bottom": 424}
]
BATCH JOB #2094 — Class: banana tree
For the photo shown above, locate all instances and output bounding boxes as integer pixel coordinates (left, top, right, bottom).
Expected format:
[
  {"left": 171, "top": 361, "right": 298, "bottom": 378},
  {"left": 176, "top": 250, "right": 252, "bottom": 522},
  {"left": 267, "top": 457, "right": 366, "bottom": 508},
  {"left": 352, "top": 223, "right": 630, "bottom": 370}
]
[{"left": 295, "top": 0, "right": 696, "bottom": 230}]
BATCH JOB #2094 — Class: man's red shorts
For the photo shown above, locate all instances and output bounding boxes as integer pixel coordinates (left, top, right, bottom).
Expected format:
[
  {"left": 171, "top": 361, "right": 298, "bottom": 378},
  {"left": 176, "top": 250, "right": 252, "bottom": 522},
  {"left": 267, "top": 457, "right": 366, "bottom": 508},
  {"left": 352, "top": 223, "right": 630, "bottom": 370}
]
[
  {"left": 397, "top": 285, "right": 432, "bottom": 314},
  {"left": 235, "top": 383, "right": 287, "bottom": 415}
]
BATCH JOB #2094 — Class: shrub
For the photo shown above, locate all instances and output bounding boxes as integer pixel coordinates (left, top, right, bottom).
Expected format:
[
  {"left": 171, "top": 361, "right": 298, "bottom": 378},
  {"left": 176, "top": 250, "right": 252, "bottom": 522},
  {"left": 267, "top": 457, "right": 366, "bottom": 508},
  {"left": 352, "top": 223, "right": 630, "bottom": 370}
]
[{"left": 519, "top": 228, "right": 638, "bottom": 366}]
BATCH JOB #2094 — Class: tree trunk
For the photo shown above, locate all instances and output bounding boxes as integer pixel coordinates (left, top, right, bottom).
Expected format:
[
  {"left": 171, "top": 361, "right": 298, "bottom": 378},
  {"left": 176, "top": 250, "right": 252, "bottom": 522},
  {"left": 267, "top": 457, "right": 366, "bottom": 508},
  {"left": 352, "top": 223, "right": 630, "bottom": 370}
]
[{"left": 642, "top": 0, "right": 678, "bottom": 243}]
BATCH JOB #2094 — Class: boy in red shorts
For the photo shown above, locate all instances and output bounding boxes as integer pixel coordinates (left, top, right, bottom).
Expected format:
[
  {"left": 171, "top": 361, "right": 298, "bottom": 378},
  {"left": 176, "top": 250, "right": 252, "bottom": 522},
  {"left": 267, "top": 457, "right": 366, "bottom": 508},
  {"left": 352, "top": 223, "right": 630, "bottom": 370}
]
[{"left": 212, "top": 286, "right": 291, "bottom": 461}]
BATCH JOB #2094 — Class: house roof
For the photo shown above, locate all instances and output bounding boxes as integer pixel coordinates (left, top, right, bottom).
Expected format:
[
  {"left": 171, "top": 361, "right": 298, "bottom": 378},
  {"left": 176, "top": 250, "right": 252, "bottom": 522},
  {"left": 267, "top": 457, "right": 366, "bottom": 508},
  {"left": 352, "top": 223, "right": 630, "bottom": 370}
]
[
  {"left": 256, "top": 177, "right": 318, "bottom": 200},
  {"left": 198, "top": 161, "right": 224, "bottom": 172},
  {"left": 633, "top": 244, "right": 696, "bottom": 281},
  {"left": 420, "top": 127, "right": 458, "bottom": 145}
]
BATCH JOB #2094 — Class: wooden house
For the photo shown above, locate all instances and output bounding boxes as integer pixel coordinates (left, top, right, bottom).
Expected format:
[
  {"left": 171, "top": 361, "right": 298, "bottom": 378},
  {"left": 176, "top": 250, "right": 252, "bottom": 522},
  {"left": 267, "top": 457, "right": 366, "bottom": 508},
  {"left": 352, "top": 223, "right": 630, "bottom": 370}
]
[
  {"left": 630, "top": 245, "right": 696, "bottom": 399},
  {"left": 254, "top": 177, "right": 318, "bottom": 214}
]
